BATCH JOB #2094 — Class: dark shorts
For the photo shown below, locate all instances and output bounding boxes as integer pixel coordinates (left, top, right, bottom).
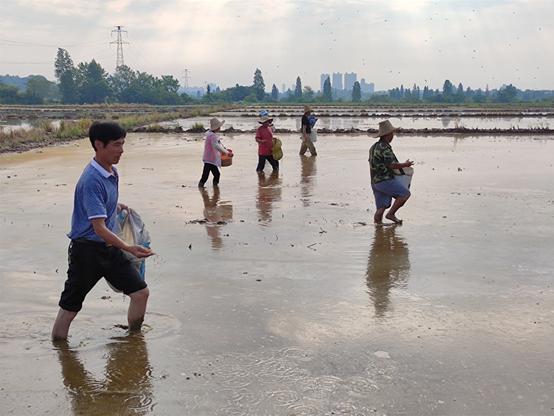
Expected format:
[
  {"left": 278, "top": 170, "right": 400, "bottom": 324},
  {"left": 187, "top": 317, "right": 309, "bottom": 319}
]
[
  {"left": 372, "top": 178, "right": 411, "bottom": 209},
  {"left": 58, "top": 239, "right": 147, "bottom": 312}
]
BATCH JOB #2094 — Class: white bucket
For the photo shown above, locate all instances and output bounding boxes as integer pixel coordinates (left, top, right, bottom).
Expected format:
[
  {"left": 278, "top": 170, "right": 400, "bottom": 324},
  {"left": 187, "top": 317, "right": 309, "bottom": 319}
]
[{"left": 395, "top": 166, "right": 414, "bottom": 189}]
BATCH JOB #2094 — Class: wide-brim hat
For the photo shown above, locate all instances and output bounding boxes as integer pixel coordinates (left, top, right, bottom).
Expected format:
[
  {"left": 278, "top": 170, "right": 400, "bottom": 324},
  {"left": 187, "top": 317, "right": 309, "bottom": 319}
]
[
  {"left": 303, "top": 105, "right": 312, "bottom": 113},
  {"left": 210, "top": 118, "right": 225, "bottom": 130},
  {"left": 258, "top": 115, "right": 273, "bottom": 124},
  {"left": 374, "top": 119, "right": 398, "bottom": 137}
]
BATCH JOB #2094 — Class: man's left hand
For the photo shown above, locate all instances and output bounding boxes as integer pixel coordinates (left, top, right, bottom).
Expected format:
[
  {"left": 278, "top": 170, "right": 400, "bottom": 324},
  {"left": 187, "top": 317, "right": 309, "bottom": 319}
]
[{"left": 117, "top": 203, "right": 129, "bottom": 212}]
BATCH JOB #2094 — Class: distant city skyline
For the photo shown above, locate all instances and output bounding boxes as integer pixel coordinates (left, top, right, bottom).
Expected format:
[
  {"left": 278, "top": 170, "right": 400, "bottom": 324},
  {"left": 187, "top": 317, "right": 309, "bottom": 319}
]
[{"left": 1, "top": 0, "right": 553, "bottom": 90}]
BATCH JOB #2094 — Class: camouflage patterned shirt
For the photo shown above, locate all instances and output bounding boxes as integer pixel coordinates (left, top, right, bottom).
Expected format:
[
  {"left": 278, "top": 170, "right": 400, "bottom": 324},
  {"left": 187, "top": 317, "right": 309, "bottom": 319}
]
[{"left": 369, "top": 140, "right": 399, "bottom": 184}]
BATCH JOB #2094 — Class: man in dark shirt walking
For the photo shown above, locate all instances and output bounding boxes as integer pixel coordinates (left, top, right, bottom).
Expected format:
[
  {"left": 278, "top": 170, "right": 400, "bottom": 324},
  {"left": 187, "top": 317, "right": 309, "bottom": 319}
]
[
  {"left": 369, "top": 120, "right": 413, "bottom": 224},
  {"left": 299, "top": 105, "right": 317, "bottom": 156}
]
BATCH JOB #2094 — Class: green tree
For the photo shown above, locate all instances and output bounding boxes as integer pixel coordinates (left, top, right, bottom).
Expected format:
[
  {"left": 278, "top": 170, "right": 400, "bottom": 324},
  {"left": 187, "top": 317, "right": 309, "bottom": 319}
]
[
  {"left": 455, "top": 82, "right": 465, "bottom": 102},
  {"left": 442, "top": 79, "right": 454, "bottom": 97},
  {"left": 26, "top": 75, "right": 58, "bottom": 102},
  {"left": 109, "top": 65, "right": 137, "bottom": 102},
  {"left": 303, "top": 86, "right": 314, "bottom": 101},
  {"left": 54, "top": 48, "right": 73, "bottom": 79},
  {"left": 54, "top": 48, "right": 77, "bottom": 103},
  {"left": 271, "top": 84, "right": 279, "bottom": 101},
  {"left": 253, "top": 68, "right": 265, "bottom": 101},
  {"left": 496, "top": 84, "right": 518, "bottom": 102},
  {"left": 75, "top": 59, "right": 111, "bottom": 103},
  {"left": 133, "top": 72, "right": 156, "bottom": 102},
  {"left": 161, "top": 75, "right": 179, "bottom": 94},
  {"left": 221, "top": 84, "right": 253, "bottom": 102},
  {"left": 323, "top": 76, "right": 332, "bottom": 101},
  {"left": 294, "top": 76, "right": 302, "bottom": 98},
  {"left": 0, "top": 82, "right": 20, "bottom": 103},
  {"left": 352, "top": 81, "right": 361, "bottom": 102},
  {"left": 59, "top": 71, "right": 78, "bottom": 103}
]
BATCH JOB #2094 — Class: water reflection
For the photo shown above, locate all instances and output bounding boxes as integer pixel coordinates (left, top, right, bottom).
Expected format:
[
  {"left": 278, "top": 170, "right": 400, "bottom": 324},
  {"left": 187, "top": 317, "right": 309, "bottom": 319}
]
[
  {"left": 200, "top": 187, "right": 233, "bottom": 249},
  {"left": 366, "top": 226, "right": 410, "bottom": 318},
  {"left": 165, "top": 115, "right": 552, "bottom": 131},
  {"left": 55, "top": 333, "right": 154, "bottom": 415},
  {"left": 300, "top": 155, "right": 317, "bottom": 207},
  {"left": 256, "top": 171, "right": 281, "bottom": 224},
  {"left": 440, "top": 116, "right": 450, "bottom": 128}
]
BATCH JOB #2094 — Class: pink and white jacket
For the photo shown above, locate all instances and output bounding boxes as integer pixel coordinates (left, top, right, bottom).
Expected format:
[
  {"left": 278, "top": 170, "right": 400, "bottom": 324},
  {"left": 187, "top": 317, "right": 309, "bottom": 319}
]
[{"left": 202, "top": 131, "right": 227, "bottom": 167}]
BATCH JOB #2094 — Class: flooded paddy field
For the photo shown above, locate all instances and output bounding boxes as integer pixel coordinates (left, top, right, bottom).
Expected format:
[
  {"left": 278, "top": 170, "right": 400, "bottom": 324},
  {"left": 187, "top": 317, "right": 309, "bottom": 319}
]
[
  {"left": 159, "top": 114, "right": 553, "bottom": 131},
  {"left": 1, "top": 131, "right": 554, "bottom": 415},
  {"left": 151, "top": 104, "right": 554, "bottom": 133},
  {"left": 0, "top": 104, "right": 222, "bottom": 134}
]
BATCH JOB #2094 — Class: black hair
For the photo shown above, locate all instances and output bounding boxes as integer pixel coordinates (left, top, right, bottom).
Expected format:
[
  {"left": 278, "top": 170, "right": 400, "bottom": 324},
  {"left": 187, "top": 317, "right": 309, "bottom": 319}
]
[{"left": 89, "top": 121, "right": 126, "bottom": 150}]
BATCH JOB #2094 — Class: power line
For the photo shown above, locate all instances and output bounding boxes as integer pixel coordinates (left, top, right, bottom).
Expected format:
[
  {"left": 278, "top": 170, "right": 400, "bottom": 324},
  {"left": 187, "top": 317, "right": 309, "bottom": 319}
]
[{"left": 0, "top": 38, "right": 97, "bottom": 48}]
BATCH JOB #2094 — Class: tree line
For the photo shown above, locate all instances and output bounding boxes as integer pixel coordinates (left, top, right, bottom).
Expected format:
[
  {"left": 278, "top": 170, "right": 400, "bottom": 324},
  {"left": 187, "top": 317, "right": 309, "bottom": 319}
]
[{"left": 1, "top": 50, "right": 553, "bottom": 105}]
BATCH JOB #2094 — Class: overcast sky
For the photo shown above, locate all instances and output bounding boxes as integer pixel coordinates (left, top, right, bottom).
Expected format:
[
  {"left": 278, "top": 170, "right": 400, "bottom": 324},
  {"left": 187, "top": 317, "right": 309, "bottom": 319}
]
[{"left": 1, "top": 0, "right": 553, "bottom": 91}]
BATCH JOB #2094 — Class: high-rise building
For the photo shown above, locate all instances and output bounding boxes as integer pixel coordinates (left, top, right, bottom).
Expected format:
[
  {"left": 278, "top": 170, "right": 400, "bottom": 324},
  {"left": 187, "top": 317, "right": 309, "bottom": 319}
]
[
  {"left": 320, "top": 73, "right": 330, "bottom": 92},
  {"left": 332, "top": 72, "right": 343, "bottom": 91},
  {"left": 344, "top": 72, "right": 357, "bottom": 92},
  {"left": 360, "top": 79, "right": 375, "bottom": 94}
]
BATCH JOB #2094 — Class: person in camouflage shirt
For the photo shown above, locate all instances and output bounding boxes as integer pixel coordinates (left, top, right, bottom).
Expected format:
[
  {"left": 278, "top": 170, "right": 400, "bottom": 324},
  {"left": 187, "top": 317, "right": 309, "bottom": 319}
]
[{"left": 368, "top": 120, "right": 413, "bottom": 224}]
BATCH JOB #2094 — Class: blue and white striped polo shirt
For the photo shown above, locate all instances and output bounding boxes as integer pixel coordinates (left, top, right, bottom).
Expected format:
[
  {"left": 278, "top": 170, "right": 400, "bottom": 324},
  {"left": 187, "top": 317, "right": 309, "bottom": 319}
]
[{"left": 68, "top": 159, "right": 119, "bottom": 242}]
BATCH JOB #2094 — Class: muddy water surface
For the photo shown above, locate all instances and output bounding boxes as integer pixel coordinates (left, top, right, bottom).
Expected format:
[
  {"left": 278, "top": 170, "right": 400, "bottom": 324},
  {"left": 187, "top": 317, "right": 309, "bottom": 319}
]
[
  {"left": 1, "top": 133, "right": 554, "bottom": 415},
  {"left": 160, "top": 115, "right": 553, "bottom": 131}
]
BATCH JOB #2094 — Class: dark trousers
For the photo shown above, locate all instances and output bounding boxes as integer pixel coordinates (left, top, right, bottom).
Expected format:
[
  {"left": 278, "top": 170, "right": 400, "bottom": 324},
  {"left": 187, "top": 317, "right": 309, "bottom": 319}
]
[
  {"left": 256, "top": 155, "right": 279, "bottom": 172},
  {"left": 199, "top": 163, "right": 220, "bottom": 187}
]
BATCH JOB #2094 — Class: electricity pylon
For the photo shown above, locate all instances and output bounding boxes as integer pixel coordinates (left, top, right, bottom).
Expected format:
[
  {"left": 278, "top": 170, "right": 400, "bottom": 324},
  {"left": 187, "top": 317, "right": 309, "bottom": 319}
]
[
  {"left": 183, "top": 69, "right": 191, "bottom": 88},
  {"left": 110, "top": 26, "right": 129, "bottom": 68}
]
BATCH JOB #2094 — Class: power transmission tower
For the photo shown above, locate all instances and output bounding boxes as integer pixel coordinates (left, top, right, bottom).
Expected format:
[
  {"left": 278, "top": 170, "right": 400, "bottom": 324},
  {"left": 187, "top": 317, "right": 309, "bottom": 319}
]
[
  {"left": 183, "top": 68, "right": 191, "bottom": 88},
  {"left": 110, "top": 26, "right": 129, "bottom": 68}
]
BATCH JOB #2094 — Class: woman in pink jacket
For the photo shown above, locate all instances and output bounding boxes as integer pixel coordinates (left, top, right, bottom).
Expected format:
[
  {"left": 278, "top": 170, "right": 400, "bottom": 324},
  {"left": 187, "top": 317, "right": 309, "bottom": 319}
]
[{"left": 198, "top": 118, "right": 232, "bottom": 188}]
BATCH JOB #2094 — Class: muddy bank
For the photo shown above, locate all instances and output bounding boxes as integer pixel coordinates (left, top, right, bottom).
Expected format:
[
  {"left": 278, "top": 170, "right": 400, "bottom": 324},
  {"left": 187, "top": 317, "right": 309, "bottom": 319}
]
[
  {"left": 229, "top": 111, "right": 554, "bottom": 118},
  {"left": 1, "top": 133, "right": 554, "bottom": 414},
  {"left": 133, "top": 124, "right": 554, "bottom": 135},
  {"left": 0, "top": 105, "right": 230, "bottom": 154},
  {"left": 0, "top": 104, "right": 232, "bottom": 120}
]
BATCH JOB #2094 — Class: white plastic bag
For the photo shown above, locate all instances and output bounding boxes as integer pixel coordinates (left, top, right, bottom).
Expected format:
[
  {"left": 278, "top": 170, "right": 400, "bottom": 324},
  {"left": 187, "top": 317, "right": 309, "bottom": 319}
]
[{"left": 108, "top": 208, "right": 151, "bottom": 293}]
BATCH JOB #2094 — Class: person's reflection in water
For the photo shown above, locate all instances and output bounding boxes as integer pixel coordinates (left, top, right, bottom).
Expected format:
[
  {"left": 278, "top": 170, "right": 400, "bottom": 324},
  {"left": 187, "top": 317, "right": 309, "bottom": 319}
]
[
  {"left": 366, "top": 225, "right": 410, "bottom": 318},
  {"left": 200, "top": 187, "right": 233, "bottom": 249},
  {"left": 55, "top": 332, "right": 153, "bottom": 415},
  {"left": 300, "top": 155, "right": 317, "bottom": 207},
  {"left": 256, "top": 171, "right": 282, "bottom": 224}
]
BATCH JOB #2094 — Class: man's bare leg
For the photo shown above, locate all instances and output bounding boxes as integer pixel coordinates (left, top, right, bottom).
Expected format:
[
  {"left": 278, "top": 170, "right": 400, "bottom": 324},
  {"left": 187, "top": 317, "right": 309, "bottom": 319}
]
[
  {"left": 307, "top": 141, "right": 317, "bottom": 156},
  {"left": 374, "top": 207, "right": 386, "bottom": 224},
  {"left": 52, "top": 308, "right": 78, "bottom": 341},
  {"left": 386, "top": 195, "right": 410, "bottom": 223},
  {"left": 128, "top": 287, "right": 149, "bottom": 331},
  {"left": 299, "top": 142, "right": 308, "bottom": 156}
]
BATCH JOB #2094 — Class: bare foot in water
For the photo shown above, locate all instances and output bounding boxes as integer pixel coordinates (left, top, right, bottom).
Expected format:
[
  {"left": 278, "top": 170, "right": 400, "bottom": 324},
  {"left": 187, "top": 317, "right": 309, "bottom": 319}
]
[{"left": 385, "top": 214, "right": 403, "bottom": 224}]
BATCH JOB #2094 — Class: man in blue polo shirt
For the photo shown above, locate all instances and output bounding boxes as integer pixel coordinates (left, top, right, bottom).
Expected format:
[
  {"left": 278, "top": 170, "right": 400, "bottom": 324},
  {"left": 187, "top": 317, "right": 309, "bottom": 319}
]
[{"left": 52, "top": 122, "right": 153, "bottom": 341}]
